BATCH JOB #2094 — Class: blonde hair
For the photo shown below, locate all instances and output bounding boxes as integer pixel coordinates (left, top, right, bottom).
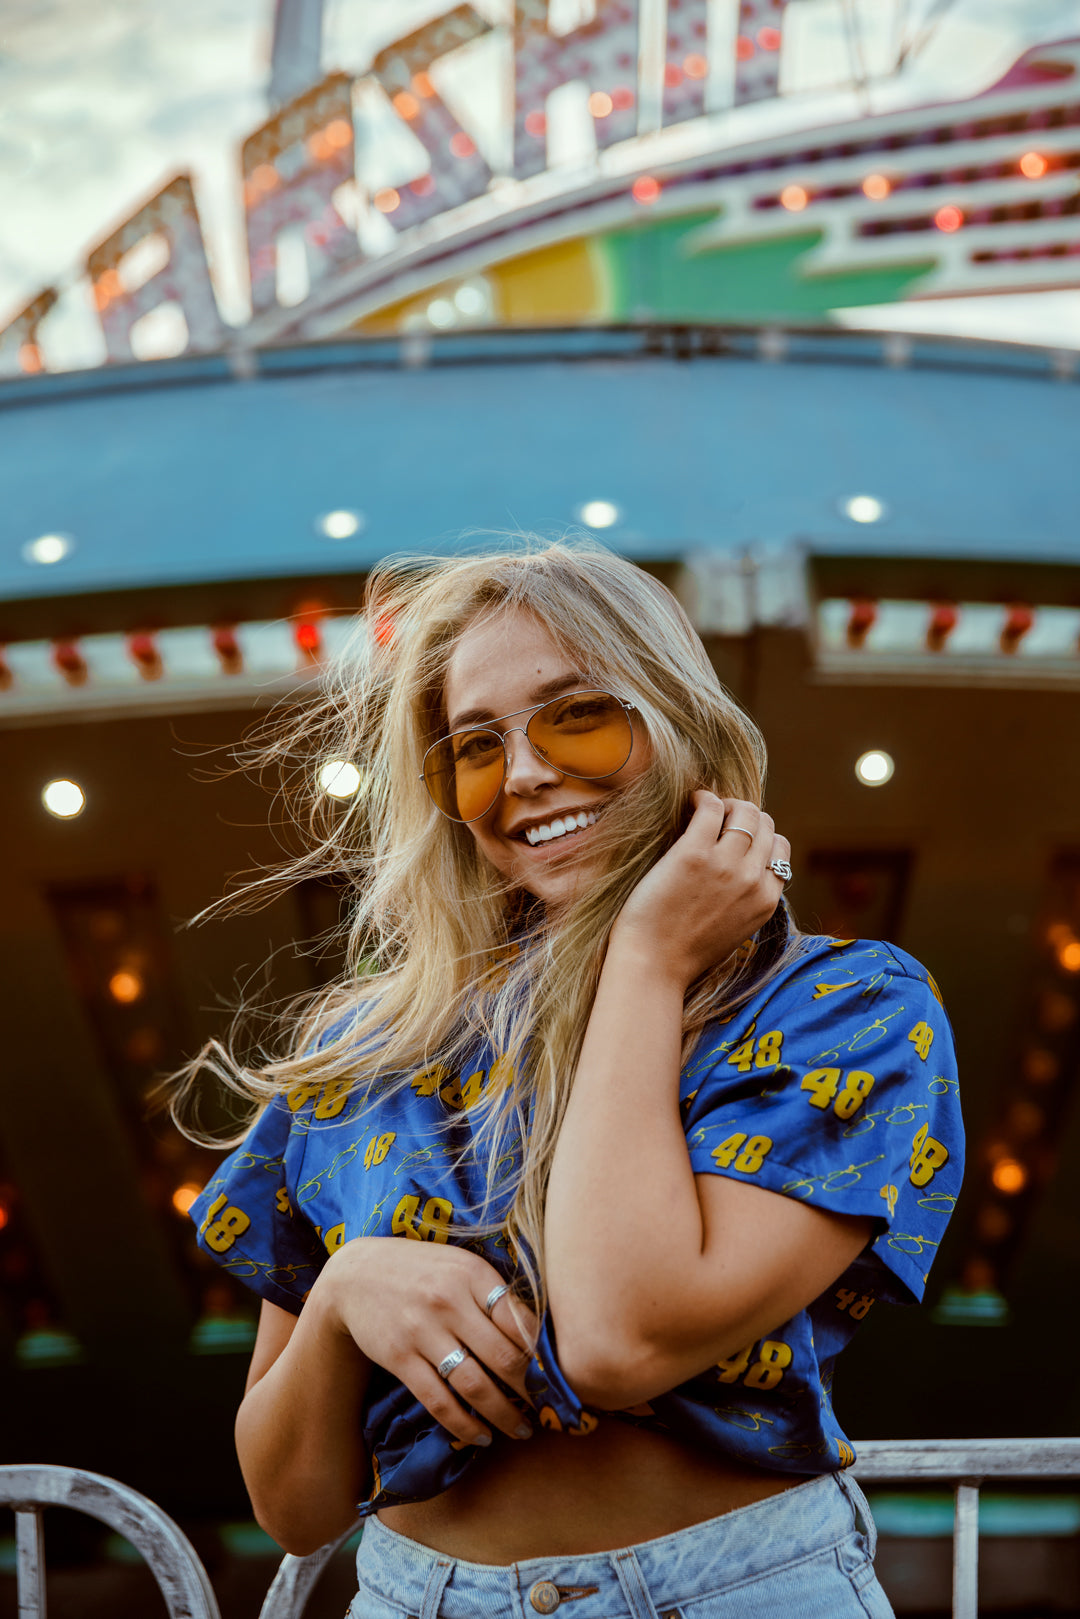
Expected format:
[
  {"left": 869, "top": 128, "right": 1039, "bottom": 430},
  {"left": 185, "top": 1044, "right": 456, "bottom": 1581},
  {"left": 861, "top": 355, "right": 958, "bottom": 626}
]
[{"left": 172, "top": 537, "right": 801, "bottom": 1320}]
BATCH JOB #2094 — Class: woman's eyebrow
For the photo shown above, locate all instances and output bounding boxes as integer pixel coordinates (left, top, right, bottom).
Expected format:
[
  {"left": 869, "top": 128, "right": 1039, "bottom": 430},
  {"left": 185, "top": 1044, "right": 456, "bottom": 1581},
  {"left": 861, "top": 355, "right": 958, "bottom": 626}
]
[{"left": 448, "top": 673, "right": 589, "bottom": 731}]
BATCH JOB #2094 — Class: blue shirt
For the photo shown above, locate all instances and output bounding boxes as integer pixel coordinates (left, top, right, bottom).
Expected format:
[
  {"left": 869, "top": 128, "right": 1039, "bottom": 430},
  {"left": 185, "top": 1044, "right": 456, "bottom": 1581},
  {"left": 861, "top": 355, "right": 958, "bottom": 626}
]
[{"left": 190, "top": 932, "right": 963, "bottom": 1511}]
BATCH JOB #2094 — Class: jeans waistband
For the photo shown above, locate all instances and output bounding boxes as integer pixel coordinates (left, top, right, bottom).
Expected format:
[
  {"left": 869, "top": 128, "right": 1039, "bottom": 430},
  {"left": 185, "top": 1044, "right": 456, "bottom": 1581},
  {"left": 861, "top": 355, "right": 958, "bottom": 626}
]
[{"left": 355, "top": 1472, "right": 874, "bottom": 1619}]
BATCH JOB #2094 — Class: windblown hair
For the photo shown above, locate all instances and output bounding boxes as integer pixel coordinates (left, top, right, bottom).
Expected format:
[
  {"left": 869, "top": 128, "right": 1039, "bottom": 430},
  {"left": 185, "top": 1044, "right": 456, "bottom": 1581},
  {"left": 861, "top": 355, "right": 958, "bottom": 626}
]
[{"left": 170, "top": 537, "right": 802, "bottom": 1320}]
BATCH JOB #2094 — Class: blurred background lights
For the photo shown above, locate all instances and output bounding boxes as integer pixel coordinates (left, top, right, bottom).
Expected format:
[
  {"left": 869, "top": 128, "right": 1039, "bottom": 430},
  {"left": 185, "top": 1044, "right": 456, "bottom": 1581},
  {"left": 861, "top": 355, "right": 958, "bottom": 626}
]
[
  {"left": 843, "top": 494, "right": 887, "bottom": 524},
  {"left": 454, "top": 284, "right": 485, "bottom": 317},
  {"left": 934, "top": 204, "right": 964, "bottom": 232},
  {"left": 107, "top": 969, "right": 144, "bottom": 1004},
  {"left": 427, "top": 297, "right": 455, "bottom": 328},
  {"left": 578, "top": 500, "right": 619, "bottom": 528},
  {"left": 22, "top": 533, "right": 74, "bottom": 566},
  {"left": 319, "top": 758, "right": 362, "bottom": 799},
  {"left": 172, "top": 1183, "right": 201, "bottom": 1216},
  {"left": 779, "top": 184, "right": 809, "bottom": 211},
  {"left": 42, "top": 778, "right": 85, "bottom": 818},
  {"left": 317, "top": 509, "right": 363, "bottom": 540},
  {"left": 855, "top": 750, "right": 894, "bottom": 786},
  {"left": 992, "top": 1158, "right": 1028, "bottom": 1195},
  {"left": 862, "top": 173, "right": 892, "bottom": 200},
  {"left": 1019, "top": 151, "right": 1049, "bottom": 179}
]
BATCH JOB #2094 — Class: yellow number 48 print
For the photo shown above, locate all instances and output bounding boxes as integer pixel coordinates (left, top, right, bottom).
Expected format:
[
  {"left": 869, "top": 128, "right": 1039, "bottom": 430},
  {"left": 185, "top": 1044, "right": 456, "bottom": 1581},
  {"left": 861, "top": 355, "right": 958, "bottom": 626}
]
[
  {"left": 727, "top": 1031, "right": 784, "bottom": 1072},
  {"left": 800, "top": 1067, "right": 875, "bottom": 1120},
  {"left": 711, "top": 1133, "right": 773, "bottom": 1173}
]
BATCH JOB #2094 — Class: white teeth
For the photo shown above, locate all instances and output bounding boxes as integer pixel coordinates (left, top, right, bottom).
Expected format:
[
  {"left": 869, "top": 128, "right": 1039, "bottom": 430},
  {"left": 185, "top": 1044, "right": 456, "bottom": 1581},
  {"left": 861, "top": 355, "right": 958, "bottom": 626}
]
[{"left": 522, "top": 813, "right": 597, "bottom": 846}]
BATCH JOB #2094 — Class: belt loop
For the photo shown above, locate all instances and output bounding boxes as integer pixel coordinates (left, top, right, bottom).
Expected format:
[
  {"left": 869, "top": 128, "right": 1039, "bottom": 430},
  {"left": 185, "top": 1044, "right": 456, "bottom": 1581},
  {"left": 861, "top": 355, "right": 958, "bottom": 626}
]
[
  {"left": 418, "top": 1555, "right": 454, "bottom": 1619},
  {"left": 611, "top": 1549, "right": 663, "bottom": 1619},
  {"left": 839, "top": 1472, "right": 878, "bottom": 1558}
]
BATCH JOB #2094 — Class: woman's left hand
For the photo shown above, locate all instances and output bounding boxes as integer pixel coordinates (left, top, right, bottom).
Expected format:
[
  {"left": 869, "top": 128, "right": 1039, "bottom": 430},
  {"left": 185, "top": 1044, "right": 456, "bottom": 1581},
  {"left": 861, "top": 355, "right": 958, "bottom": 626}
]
[{"left": 608, "top": 792, "right": 790, "bottom": 988}]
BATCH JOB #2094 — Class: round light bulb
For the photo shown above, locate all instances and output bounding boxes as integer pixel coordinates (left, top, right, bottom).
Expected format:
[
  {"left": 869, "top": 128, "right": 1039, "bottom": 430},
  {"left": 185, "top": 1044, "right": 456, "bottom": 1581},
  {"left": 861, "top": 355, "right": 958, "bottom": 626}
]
[
  {"left": 578, "top": 500, "right": 619, "bottom": 529},
  {"left": 855, "top": 750, "right": 894, "bottom": 787},
  {"left": 317, "top": 510, "right": 362, "bottom": 540},
  {"left": 319, "top": 759, "right": 362, "bottom": 799},
  {"left": 22, "top": 533, "right": 74, "bottom": 566},
  {"left": 843, "top": 495, "right": 886, "bottom": 524},
  {"left": 427, "top": 298, "right": 455, "bottom": 329},
  {"left": 42, "top": 778, "right": 86, "bottom": 818}
]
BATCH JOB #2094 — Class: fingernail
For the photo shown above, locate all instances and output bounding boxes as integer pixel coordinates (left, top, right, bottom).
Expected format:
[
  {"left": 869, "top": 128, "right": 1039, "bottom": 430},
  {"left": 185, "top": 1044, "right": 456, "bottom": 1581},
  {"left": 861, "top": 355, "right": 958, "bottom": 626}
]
[
  {"left": 473, "top": 1432, "right": 492, "bottom": 1447},
  {"left": 515, "top": 1423, "right": 533, "bottom": 1439}
]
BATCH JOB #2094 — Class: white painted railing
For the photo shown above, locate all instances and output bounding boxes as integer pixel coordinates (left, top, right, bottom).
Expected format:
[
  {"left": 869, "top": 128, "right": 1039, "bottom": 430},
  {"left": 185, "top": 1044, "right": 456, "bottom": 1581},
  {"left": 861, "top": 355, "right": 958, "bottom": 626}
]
[
  {"left": 851, "top": 1439, "right": 1080, "bottom": 1619},
  {"left": 6, "top": 1443, "right": 1080, "bottom": 1619}
]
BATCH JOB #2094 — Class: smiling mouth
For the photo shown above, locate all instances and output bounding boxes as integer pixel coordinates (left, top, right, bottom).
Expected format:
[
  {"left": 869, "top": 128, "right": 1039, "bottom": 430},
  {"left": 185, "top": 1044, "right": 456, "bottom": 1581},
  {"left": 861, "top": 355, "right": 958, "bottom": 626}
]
[{"left": 515, "top": 810, "right": 599, "bottom": 847}]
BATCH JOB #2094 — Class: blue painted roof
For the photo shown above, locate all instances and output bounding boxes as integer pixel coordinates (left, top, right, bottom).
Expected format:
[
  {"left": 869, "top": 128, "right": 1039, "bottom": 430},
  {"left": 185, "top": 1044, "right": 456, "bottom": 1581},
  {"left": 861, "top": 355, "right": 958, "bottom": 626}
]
[{"left": 1, "top": 325, "right": 1076, "bottom": 605}]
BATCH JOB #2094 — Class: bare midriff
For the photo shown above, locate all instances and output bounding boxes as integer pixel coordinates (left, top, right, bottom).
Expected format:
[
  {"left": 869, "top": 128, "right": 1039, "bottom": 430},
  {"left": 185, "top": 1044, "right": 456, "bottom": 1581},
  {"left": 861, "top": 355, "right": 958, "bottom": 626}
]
[{"left": 378, "top": 1417, "right": 799, "bottom": 1562}]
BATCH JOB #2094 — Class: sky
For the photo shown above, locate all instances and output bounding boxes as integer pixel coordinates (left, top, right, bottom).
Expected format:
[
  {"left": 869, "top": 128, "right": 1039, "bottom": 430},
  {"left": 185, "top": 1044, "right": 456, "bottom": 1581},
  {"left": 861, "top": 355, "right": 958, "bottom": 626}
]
[{"left": 0, "top": 0, "right": 1078, "bottom": 369}]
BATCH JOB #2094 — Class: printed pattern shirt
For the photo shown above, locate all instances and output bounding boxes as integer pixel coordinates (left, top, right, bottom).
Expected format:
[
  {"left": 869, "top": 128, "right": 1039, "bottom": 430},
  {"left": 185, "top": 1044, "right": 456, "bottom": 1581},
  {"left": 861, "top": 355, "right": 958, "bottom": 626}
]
[{"left": 190, "top": 933, "right": 963, "bottom": 1512}]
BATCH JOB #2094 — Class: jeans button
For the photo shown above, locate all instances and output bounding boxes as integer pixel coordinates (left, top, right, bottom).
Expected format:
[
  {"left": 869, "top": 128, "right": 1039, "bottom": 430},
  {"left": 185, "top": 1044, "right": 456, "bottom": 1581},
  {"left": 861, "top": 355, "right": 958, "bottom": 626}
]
[{"left": 528, "top": 1580, "right": 561, "bottom": 1613}]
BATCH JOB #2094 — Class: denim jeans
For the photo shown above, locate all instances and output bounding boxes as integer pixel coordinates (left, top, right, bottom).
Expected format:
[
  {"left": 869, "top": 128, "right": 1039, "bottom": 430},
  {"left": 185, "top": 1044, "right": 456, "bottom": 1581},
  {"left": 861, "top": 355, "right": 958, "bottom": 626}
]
[{"left": 347, "top": 1472, "right": 894, "bottom": 1619}]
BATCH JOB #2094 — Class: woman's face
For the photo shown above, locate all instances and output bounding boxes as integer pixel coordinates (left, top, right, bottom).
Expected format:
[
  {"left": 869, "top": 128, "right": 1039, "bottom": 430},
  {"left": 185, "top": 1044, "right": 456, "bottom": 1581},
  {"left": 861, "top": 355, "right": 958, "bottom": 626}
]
[{"left": 441, "top": 607, "right": 652, "bottom": 907}]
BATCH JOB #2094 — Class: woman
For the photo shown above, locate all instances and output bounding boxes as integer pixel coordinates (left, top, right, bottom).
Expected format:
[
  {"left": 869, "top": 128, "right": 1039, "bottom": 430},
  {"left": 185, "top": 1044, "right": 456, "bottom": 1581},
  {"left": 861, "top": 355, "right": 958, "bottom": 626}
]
[{"left": 186, "top": 540, "right": 962, "bottom": 1618}]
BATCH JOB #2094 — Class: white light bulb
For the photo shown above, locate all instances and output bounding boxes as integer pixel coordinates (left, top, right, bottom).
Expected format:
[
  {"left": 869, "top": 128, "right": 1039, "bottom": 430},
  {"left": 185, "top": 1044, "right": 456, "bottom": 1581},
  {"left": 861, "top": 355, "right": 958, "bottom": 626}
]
[
  {"left": 578, "top": 500, "right": 619, "bottom": 529},
  {"left": 454, "top": 285, "right": 485, "bottom": 316},
  {"left": 317, "top": 510, "right": 362, "bottom": 540},
  {"left": 855, "top": 750, "right": 894, "bottom": 787},
  {"left": 427, "top": 298, "right": 455, "bottom": 329},
  {"left": 22, "top": 534, "right": 74, "bottom": 565},
  {"left": 318, "top": 759, "right": 362, "bottom": 799},
  {"left": 843, "top": 495, "right": 886, "bottom": 525},
  {"left": 42, "top": 778, "right": 86, "bottom": 818}
]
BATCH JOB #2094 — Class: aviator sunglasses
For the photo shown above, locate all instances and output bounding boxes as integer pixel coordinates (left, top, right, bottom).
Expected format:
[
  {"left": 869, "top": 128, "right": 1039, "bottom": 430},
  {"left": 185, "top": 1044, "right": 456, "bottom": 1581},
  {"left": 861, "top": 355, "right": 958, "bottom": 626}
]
[{"left": 420, "top": 689, "right": 636, "bottom": 823}]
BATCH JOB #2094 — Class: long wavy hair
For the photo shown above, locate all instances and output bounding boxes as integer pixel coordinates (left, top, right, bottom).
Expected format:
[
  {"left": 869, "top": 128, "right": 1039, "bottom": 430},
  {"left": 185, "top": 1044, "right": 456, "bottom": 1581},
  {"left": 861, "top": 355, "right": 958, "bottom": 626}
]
[{"left": 171, "top": 538, "right": 802, "bottom": 1320}]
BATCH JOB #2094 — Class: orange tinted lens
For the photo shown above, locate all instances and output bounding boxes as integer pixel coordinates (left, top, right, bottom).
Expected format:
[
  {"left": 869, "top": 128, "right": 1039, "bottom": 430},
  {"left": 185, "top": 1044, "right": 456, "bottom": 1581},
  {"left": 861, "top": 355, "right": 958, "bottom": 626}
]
[
  {"left": 527, "top": 692, "right": 632, "bottom": 779},
  {"left": 424, "top": 730, "right": 505, "bottom": 820}
]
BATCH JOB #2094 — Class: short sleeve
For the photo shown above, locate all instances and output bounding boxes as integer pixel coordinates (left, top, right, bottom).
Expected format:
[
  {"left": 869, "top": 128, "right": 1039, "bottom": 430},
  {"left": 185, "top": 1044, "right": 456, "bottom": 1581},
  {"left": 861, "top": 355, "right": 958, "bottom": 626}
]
[
  {"left": 683, "top": 942, "right": 963, "bottom": 1304},
  {"left": 189, "top": 1096, "right": 326, "bottom": 1315}
]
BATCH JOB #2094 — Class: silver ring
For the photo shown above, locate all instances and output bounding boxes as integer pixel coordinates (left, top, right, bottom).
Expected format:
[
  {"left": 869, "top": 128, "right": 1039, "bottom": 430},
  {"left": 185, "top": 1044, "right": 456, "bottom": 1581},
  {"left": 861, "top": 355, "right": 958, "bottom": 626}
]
[
  {"left": 436, "top": 1346, "right": 470, "bottom": 1379},
  {"left": 483, "top": 1283, "right": 511, "bottom": 1319},
  {"left": 769, "top": 859, "right": 793, "bottom": 882},
  {"left": 721, "top": 825, "right": 754, "bottom": 841}
]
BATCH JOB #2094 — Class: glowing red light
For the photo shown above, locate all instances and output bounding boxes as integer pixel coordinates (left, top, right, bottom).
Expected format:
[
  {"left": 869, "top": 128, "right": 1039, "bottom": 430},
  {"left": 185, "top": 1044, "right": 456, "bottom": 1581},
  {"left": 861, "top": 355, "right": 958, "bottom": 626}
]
[
  {"left": 52, "top": 641, "right": 87, "bottom": 686},
  {"left": 632, "top": 176, "right": 661, "bottom": 205},
  {"left": 127, "top": 632, "right": 162, "bottom": 680},
  {"left": 926, "top": 604, "right": 958, "bottom": 652},
  {"left": 610, "top": 86, "right": 634, "bottom": 110},
  {"left": 374, "top": 612, "right": 396, "bottom": 649},
  {"left": 449, "top": 132, "right": 475, "bottom": 158},
  {"left": 735, "top": 35, "right": 754, "bottom": 62},
  {"left": 757, "top": 27, "right": 781, "bottom": 50},
  {"left": 663, "top": 63, "right": 683, "bottom": 88},
  {"left": 410, "top": 174, "right": 435, "bottom": 196},
  {"left": 846, "top": 600, "right": 877, "bottom": 649},
  {"left": 212, "top": 626, "right": 243, "bottom": 674},
  {"left": 934, "top": 205, "right": 964, "bottom": 233},
  {"left": 1019, "top": 150, "right": 1048, "bottom": 179},
  {"left": 295, "top": 621, "right": 321, "bottom": 655},
  {"left": 524, "top": 110, "right": 546, "bottom": 138},
  {"left": 1000, "top": 604, "right": 1034, "bottom": 653}
]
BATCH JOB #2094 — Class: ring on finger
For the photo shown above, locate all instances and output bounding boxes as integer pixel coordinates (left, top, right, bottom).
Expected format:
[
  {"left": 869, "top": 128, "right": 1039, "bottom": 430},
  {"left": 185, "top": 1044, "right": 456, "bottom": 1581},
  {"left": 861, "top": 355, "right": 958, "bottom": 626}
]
[
  {"left": 720, "top": 825, "right": 754, "bottom": 841},
  {"left": 483, "top": 1283, "right": 511, "bottom": 1319},
  {"left": 768, "top": 858, "right": 793, "bottom": 882},
  {"left": 436, "top": 1346, "right": 472, "bottom": 1380}
]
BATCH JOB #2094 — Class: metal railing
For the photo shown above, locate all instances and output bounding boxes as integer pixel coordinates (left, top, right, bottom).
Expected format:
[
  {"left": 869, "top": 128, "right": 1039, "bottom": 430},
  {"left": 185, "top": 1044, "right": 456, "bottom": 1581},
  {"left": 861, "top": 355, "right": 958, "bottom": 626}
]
[
  {"left": 6, "top": 1442, "right": 1080, "bottom": 1619},
  {"left": 850, "top": 1439, "right": 1080, "bottom": 1619}
]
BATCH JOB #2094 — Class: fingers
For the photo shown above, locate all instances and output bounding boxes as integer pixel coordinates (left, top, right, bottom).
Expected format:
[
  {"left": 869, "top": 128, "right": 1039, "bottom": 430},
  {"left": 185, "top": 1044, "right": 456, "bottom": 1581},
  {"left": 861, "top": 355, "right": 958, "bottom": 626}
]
[{"left": 412, "top": 1345, "right": 534, "bottom": 1446}]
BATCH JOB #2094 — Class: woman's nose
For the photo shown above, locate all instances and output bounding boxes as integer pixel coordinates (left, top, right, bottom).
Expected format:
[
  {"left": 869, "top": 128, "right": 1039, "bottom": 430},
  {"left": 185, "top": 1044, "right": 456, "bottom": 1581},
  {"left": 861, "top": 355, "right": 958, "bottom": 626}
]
[{"left": 502, "top": 727, "right": 562, "bottom": 795}]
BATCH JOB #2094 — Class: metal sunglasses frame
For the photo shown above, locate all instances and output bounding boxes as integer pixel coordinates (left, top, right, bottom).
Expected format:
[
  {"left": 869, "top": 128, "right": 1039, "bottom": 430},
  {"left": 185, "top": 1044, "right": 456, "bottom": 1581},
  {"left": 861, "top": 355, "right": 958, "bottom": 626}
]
[{"left": 419, "top": 689, "right": 637, "bottom": 823}]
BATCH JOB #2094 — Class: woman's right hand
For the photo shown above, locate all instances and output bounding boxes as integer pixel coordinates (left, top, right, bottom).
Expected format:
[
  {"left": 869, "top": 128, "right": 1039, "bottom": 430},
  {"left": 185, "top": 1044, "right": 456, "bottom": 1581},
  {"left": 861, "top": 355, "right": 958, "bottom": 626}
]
[{"left": 317, "top": 1236, "right": 537, "bottom": 1447}]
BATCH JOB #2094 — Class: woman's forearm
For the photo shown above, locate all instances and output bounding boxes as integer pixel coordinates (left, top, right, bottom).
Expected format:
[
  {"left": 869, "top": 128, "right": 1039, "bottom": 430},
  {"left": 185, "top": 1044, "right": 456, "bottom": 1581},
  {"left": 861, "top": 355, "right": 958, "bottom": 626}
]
[
  {"left": 544, "top": 938, "right": 710, "bottom": 1403},
  {"left": 235, "top": 1275, "right": 371, "bottom": 1554}
]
